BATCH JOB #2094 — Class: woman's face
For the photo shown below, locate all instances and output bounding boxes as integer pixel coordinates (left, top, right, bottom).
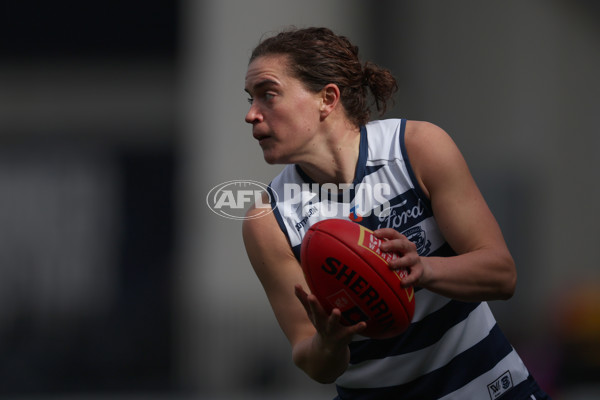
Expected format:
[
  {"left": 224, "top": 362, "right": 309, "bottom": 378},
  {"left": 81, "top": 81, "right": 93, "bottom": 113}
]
[{"left": 245, "top": 55, "right": 324, "bottom": 165}]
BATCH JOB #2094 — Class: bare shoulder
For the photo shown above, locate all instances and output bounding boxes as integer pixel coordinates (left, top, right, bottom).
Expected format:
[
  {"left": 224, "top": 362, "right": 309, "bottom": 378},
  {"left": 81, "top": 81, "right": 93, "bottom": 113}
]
[
  {"left": 404, "top": 120, "right": 457, "bottom": 153},
  {"left": 403, "top": 120, "right": 467, "bottom": 198}
]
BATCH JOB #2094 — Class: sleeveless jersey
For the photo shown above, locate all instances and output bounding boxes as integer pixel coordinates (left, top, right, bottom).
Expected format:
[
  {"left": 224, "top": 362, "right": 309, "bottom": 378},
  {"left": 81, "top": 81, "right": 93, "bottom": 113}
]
[{"left": 268, "top": 119, "right": 542, "bottom": 399}]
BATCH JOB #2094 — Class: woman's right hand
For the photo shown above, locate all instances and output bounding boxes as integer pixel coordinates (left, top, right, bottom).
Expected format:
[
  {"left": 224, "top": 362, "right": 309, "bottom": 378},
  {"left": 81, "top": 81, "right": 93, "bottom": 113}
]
[{"left": 294, "top": 284, "right": 367, "bottom": 349}]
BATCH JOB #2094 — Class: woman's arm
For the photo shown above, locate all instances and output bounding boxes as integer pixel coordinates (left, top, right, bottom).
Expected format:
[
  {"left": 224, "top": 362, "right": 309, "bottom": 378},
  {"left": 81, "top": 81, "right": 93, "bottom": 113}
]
[
  {"left": 242, "top": 203, "right": 365, "bottom": 383},
  {"left": 377, "top": 121, "right": 516, "bottom": 302}
]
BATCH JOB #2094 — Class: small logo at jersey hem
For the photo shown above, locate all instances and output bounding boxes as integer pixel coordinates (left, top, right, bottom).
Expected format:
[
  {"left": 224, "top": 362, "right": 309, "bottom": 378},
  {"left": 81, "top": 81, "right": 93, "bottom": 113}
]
[{"left": 487, "top": 370, "right": 513, "bottom": 399}]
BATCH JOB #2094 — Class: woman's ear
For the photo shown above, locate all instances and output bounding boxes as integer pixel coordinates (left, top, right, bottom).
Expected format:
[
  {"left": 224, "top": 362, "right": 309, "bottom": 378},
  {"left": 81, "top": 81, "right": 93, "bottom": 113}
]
[{"left": 319, "top": 83, "right": 341, "bottom": 119}]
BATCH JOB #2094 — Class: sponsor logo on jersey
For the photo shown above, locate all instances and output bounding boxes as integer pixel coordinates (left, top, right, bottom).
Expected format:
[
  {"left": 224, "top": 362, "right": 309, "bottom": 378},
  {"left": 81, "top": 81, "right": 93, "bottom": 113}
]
[
  {"left": 295, "top": 205, "right": 319, "bottom": 231},
  {"left": 377, "top": 195, "right": 429, "bottom": 231}
]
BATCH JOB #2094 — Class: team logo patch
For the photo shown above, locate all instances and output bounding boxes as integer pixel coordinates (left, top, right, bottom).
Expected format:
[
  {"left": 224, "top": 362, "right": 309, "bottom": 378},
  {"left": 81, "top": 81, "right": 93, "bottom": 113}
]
[
  {"left": 402, "top": 226, "right": 431, "bottom": 256},
  {"left": 487, "top": 370, "right": 513, "bottom": 399}
]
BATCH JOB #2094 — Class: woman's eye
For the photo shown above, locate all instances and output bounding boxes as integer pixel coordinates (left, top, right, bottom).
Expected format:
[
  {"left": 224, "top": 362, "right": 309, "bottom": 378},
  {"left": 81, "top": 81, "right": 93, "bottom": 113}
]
[{"left": 247, "top": 93, "right": 275, "bottom": 105}]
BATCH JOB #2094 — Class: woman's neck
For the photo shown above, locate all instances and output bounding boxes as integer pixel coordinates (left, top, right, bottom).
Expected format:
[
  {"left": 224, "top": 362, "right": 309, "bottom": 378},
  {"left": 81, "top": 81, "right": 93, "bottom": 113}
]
[{"left": 297, "top": 125, "right": 361, "bottom": 185}]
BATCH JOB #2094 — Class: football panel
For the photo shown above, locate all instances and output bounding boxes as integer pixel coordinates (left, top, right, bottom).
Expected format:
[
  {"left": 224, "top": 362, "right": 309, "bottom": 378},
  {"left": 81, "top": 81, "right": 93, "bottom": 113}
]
[
  {"left": 307, "top": 219, "right": 415, "bottom": 322},
  {"left": 301, "top": 229, "right": 411, "bottom": 338}
]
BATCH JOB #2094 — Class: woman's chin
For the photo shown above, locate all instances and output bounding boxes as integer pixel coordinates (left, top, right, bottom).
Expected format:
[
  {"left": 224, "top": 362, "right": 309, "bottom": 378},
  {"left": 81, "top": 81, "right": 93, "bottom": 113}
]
[
  {"left": 263, "top": 155, "right": 283, "bottom": 165},
  {"left": 262, "top": 150, "right": 286, "bottom": 165}
]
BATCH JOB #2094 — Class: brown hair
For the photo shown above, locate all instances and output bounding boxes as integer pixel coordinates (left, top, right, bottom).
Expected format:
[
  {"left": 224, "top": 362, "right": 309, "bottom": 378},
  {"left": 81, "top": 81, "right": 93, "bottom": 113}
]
[{"left": 250, "top": 27, "right": 398, "bottom": 127}]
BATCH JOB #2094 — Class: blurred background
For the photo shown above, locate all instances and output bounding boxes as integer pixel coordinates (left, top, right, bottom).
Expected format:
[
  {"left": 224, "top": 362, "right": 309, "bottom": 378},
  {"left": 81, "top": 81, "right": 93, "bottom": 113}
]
[{"left": 1, "top": 0, "right": 599, "bottom": 399}]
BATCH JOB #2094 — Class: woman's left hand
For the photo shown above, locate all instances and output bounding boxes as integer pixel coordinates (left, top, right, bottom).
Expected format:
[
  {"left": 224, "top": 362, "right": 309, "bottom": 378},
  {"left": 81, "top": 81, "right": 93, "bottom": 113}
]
[{"left": 374, "top": 228, "right": 429, "bottom": 288}]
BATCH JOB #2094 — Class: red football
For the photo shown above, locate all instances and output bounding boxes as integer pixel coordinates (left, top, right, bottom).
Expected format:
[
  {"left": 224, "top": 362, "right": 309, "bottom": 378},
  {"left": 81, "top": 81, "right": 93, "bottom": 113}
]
[{"left": 300, "top": 219, "right": 415, "bottom": 339}]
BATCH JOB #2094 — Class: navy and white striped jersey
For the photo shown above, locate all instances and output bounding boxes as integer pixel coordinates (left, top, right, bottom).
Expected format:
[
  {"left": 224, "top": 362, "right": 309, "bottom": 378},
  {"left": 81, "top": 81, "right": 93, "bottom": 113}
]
[{"left": 268, "top": 119, "right": 543, "bottom": 399}]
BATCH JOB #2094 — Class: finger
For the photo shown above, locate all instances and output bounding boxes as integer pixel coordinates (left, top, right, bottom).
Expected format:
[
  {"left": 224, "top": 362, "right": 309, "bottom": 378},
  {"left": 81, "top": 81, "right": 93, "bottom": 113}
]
[
  {"left": 294, "top": 284, "right": 307, "bottom": 299},
  {"left": 308, "top": 293, "right": 337, "bottom": 329},
  {"left": 380, "top": 237, "right": 417, "bottom": 255},
  {"left": 354, "top": 321, "right": 368, "bottom": 335},
  {"left": 373, "top": 228, "right": 402, "bottom": 240},
  {"left": 388, "top": 252, "right": 420, "bottom": 270},
  {"left": 327, "top": 310, "right": 367, "bottom": 339},
  {"left": 326, "top": 308, "right": 342, "bottom": 332},
  {"left": 296, "top": 286, "right": 326, "bottom": 327},
  {"left": 294, "top": 284, "right": 311, "bottom": 312},
  {"left": 347, "top": 320, "right": 367, "bottom": 334},
  {"left": 393, "top": 262, "right": 422, "bottom": 287},
  {"left": 399, "top": 271, "right": 419, "bottom": 288},
  {"left": 307, "top": 293, "right": 328, "bottom": 318}
]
